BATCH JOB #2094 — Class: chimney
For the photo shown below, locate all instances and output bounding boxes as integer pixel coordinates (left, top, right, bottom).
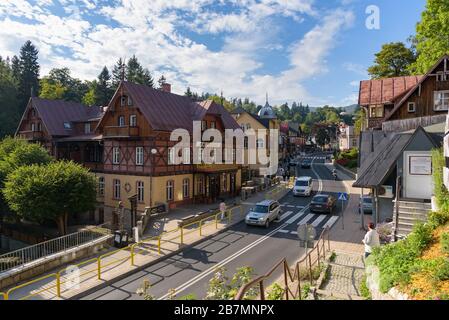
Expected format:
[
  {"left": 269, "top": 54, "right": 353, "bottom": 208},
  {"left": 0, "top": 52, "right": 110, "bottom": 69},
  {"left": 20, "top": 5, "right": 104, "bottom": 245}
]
[{"left": 162, "top": 83, "right": 171, "bottom": 93}]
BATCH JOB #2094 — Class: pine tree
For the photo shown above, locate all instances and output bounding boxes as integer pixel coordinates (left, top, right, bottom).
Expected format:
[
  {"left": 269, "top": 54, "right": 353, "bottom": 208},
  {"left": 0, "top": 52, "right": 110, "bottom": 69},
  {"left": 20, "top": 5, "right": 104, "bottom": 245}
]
[
  {"left": 185, "top": 87, "right": 193, "bottom": 97},
  {"left": 112, "top": 58, "right": 125, "bottom": 88},
  {"left": 158, "top": 75, "right": 167, "bottom": 89},
  {"left": 126, "top": 55, "right": 154, "bottom": 87},
  {"left": 18, "top": 41, "right": 40, "bottom": 109},
  {"left": 96, "top": 66, "right": 112, "bottom": 106}
]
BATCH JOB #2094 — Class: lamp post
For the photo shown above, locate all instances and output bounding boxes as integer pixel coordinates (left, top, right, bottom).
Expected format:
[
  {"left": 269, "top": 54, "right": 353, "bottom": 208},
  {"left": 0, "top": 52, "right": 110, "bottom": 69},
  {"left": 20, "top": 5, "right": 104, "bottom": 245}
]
[{"left": 128, "top": 194, "right": 138, "bottom": 230}]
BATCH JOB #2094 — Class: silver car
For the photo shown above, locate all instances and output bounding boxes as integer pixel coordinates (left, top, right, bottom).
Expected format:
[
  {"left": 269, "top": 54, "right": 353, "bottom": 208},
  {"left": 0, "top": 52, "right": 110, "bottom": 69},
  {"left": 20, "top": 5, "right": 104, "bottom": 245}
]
[{"left": 245, "top": 200, "right": 281, "bottom": 228}]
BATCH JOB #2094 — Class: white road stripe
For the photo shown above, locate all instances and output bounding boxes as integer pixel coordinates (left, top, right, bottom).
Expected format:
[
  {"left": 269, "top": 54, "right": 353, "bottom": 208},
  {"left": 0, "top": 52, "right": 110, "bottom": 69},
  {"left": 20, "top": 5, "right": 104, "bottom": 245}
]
[
  {"left": 285, "top": 210, "right": 307, "bottom": 224},
  {"left": 278, "top": 230, "right": 290, "bottom": 234},
  {"left": 311, "top": 215, "right": 327, "bottom": 227},
  {"left": 297, "top": 213, "right": 315, "bottom": 225},
  {"left": 278, "top": 211, "right": 293, "bottom": 221},
  {"left": 291, "top": 231, "right": 298, "bottom": 235},
  {"left": 322, "top": 216, "right": 339, "bottom": 229}
]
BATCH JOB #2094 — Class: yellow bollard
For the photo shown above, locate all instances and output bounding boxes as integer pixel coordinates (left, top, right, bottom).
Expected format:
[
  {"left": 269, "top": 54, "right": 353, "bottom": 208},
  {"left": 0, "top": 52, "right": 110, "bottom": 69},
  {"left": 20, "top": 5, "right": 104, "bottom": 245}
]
[
  {"left": 56, "top": 273, "right": 61, "bottom": 298},
  {"left": 215, "top": 215, "right": 219, "bottom": 229},
  {"left": 4, "top": 292, "right": 8, "bottom": 300},
  {"left": 228, "top": 210, "right": 231, "bottom": 224},
  {"left": 158, "top": 236, "right": 161, "bottom": 254},
  {"left": 97, "top": 258, "right": 101, "bottom": 280},
  {"left": 199, "top": 220, "right": 202, "bottom": 236},
  {"left": 180, "top": 227, "right": 184, "bottom": 244},
  {"left": 130, "top": 245, "right": 135, "bottom": 266}
]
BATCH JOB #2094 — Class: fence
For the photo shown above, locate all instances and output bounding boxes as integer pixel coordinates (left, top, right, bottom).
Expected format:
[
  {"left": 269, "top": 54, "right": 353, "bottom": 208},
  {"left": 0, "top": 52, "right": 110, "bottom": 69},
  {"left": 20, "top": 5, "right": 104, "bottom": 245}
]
[
  {"left": 234, "top": 227, "right": 330, "bottom": 300},
  {"left": 2, "top": 205, "right": 243, "bottom": 300},
  {"left": 0, "top": 227, "right": 111, "bottom": 274},
  {"left": 265, "top": 184, "right": 288, "bottom": 200}
]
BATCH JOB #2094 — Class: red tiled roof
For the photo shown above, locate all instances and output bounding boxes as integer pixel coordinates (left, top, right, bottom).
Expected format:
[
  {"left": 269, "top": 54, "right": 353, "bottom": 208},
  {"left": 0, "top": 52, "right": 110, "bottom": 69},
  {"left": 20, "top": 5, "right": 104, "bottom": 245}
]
[
  {"left": 358, "top": 75, "right": 423, "bottom": 106},
  {"left": 31, "top": 98, "right": 104, "bottom": 136},
  {"left": 122, "top": 82, "right": 240, "bottom": 132}
]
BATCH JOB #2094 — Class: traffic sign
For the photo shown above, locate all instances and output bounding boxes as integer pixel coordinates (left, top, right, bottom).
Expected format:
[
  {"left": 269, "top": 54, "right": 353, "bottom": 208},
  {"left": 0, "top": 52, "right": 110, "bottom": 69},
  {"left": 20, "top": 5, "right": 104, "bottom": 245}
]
[
  {"left": 338, "top": 192, "right": 348, "bottom": 201},
  {"left": 297, "top": 224, "right": 316, "bottom": 241}
]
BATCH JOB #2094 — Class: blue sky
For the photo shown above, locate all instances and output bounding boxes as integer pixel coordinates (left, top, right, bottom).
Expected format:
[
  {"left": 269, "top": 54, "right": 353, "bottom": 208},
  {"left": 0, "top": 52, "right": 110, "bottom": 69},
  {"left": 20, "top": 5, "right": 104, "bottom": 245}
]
[{"left": 0, "top": 0, "right": 426, "bottom": 107}]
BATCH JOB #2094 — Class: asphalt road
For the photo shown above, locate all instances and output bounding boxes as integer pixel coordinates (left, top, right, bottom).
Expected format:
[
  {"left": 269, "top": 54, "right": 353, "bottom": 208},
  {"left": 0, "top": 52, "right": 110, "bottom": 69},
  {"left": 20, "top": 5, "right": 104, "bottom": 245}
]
[{"left": 81, "top": 153, "right": 344, "bottom": 300}]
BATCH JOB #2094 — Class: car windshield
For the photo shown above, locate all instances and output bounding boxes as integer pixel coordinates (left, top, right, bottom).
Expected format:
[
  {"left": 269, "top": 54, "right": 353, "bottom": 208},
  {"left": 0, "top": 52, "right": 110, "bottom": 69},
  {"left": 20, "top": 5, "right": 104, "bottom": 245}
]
[
  {"left": 313, "top": 196, "right": 328, "bottom": 203},
  {"left": 295, "top": 181, "right": 308, "bottom": 187},
  {"left": 253, "top": 205, "right": 269, "bottom": 213}
]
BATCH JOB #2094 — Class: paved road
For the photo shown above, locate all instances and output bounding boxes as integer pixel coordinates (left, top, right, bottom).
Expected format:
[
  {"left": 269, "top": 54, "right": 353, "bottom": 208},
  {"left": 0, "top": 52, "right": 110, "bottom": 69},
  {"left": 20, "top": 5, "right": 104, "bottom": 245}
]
[{"left": 81, "top": 153, "right": 345, "bottom": 300}]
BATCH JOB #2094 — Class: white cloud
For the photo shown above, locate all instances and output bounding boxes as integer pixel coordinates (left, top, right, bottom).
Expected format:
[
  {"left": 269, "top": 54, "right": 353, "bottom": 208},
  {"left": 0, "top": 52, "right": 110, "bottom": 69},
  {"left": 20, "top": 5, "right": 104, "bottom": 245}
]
[{"left": 0, "top": 0, "right": 354, "bottom": 106}]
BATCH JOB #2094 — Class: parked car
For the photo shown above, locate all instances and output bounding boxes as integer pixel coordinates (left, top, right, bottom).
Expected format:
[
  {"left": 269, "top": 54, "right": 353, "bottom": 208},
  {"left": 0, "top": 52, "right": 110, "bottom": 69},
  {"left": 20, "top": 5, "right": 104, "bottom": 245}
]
[
  {"left": 359, "top": 195, "right": 373, "bottom": 214},
  {"left": 293, "top": 176, "right": 313, "bottom": 197},
  {"left": 301, "top": 159, "right": 312, "bottom": 169},
  {"left": 245, "top": 200, "right": 282, "bottom": 228},
  {"left": 289, "top": 160, "right": 297, "bottom": 167},
  {"left": 310, "top": 194, "right": 336, "bottom": 214}
]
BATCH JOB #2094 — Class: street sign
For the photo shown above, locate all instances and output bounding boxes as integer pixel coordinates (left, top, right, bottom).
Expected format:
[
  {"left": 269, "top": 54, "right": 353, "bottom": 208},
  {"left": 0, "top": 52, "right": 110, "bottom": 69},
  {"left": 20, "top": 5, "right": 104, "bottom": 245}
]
[
  {"left": 297, "top": 224, "right": 316, "bottom": 241},
  {"left": 338, "top": 192, "right": 348, "bottom": 201}
]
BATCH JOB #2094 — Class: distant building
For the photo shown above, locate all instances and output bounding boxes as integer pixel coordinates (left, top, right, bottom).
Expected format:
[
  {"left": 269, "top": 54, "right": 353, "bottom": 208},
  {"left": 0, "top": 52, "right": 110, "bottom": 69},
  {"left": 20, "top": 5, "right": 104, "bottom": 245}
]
[{"left": 338, "top": 125, "right": 358, "bottom": 150}]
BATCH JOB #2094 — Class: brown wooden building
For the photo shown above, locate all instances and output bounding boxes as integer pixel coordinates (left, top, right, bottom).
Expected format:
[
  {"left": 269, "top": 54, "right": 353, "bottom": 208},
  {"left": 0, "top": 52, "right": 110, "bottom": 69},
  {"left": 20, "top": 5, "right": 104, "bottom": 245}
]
[{"left": 358, "top": 55, "right": 449, "bottom": 131}]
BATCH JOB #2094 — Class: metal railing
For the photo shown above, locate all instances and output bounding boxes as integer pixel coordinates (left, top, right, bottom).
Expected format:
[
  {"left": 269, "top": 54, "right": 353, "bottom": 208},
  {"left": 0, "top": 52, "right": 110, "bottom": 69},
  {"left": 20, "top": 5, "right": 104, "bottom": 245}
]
[
  {"left": 265, "top": 184, "right": 287, "bottom": 200},
  {"left": 0, "top": 227, "right": 112, "bottom": 274},
  {"left": 235, "top": 227, "right": 330, "bottom": 300},
  {"left": 2, "top": 206, "right": 243, "bottom": 300}
]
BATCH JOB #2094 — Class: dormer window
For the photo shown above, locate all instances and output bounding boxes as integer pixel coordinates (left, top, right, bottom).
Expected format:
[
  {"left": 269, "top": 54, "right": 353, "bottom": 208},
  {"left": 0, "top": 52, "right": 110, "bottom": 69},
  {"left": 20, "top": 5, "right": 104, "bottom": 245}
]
[
  {"left": 63, "top": 122, "right": 72, "bottom": 130},
  {"left": 120, "top": 96, "right": 127, "bottom": 107},
  {"left": 31, "top": 109, "right": 36, "bottom": 117},
  {"left": 408, "top": 102, "right": 416, "bottom": 113},
  {"left": 128, "top": 96, "right": 133, "bottom": 106}
]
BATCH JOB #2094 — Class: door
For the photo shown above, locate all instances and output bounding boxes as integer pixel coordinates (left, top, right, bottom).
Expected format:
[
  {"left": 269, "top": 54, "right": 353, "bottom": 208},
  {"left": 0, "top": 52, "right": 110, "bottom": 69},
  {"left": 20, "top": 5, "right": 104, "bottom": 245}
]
[{"left": 403, "top": 151, "right": 433, "bottom": 199}]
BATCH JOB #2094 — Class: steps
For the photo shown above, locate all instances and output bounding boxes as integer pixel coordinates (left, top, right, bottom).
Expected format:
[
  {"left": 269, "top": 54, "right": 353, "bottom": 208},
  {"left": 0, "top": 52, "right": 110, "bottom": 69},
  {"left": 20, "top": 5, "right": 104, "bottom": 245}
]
[{"left": 393, "top": 200, "right": 431, "bottom": 238}]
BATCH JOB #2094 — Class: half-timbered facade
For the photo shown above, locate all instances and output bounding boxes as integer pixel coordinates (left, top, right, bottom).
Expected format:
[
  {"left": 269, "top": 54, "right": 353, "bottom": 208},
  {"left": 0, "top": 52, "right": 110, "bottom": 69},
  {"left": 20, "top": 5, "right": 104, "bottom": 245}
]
[{"left": 359, "top": 54, "right": 449, "bottom": 131}]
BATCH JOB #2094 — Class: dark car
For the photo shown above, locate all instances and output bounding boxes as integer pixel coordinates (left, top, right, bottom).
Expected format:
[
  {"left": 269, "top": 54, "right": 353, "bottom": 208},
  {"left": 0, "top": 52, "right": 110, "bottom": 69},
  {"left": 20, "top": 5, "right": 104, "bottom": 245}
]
[
  {"left": 310, "top": 194, "right": 336, "bottom": 214},
  {"left": 301, "top": 159, "right": 312, "bottom": 169}
]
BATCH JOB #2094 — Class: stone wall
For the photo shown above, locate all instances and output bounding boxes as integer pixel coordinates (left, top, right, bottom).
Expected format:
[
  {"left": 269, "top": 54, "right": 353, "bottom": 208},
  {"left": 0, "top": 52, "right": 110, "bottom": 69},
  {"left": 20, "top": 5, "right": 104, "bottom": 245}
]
[{"left": 365, "top": 264, "right": 409, "bottom": 300}]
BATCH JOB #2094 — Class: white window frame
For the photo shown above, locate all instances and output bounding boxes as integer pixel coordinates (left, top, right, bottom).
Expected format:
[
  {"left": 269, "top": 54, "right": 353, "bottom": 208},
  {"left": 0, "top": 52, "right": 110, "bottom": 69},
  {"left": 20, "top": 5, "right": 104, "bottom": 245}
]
[
  {"left": 118, "top": 116, "right": 125, "bottom": 127},
  {"left": 113, "top": 147, "right": 120, "bottom": 164},
  {"left": 137, "top": 181, "right": 144, "bottom": 202},
  {"left": 183, "top": 147, "right": 191, "bottom": 164},
  {"left": 407, "top": 102, "right": 416, "bottom": 113},
  {"left": 256, "top": 138, "right": 265, "bottom": 149},
  {"left": 210, "top": 121, "right": 216, "bottom": 129},
  {"left": 84, "top": 122, "right": 91, "bottom": 134},
  {"left": 183, "top": 178, "right": 189, "bottom": 198},
  {"left": 31, "top": 123, "right": 36, "bottom": 132},
  {"left": 434, "top": 90, "right": 449, "bottom": 111},
  {"left": 113, "top": 179, "right": 121, "bottom": 199},
  {"left": 128, "top": 96, "right": 133, "bottom": 106},
  {"left": 63, "top": 122, "right": 72, "bottom": 130},
  {"left": 130, "top": 115, "right": 137, "bottom": 127},
  {"left": 168, "top": 147, "right": 175, "bottom": 165},
  {"left": 120, "top": 96, "right": 126, "bottom": 107},
  {"left": 98, "top": 177, "right": 105, "bottom": 196},
  {"left": 136, "top": 147, "right": 144, "bottom": 166},
  {"left": 166, "top": 180, "right": 174, "bottom": 201}
]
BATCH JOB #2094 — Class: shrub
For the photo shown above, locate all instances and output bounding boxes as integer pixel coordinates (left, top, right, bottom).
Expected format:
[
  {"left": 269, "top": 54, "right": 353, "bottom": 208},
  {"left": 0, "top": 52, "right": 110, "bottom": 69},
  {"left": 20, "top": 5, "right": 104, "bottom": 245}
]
[
  {"left": 433, "top": 259, "right": 449, "bottom": 281},
  {"left": 431, "top": 148, "right": 449, "bottom": 212},
  {"left": 359, "top": 275, "right": 372, "bottom": 300},
  {"left": 266, "top": 283, "right": 285, "bottom": 300},
  {"left": 428, "top": 211, "right": 449, "bottom": 229},
  {"left": 441, "top": 233, "right": 449, "bottom": 256}
]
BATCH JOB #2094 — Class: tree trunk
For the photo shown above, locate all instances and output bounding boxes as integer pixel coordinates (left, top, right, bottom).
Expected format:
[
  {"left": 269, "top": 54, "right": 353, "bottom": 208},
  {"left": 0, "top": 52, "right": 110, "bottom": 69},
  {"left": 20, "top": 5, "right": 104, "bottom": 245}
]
[{"left": 55, "top": 213, "right": 69, "bottom": 236}]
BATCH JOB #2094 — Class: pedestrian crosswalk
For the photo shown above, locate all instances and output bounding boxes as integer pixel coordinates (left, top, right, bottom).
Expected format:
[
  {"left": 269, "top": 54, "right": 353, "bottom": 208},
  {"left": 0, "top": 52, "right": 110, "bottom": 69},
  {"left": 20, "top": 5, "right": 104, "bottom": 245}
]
[{"left": 274, "top": 211, "right": 340, "bottom": 237}]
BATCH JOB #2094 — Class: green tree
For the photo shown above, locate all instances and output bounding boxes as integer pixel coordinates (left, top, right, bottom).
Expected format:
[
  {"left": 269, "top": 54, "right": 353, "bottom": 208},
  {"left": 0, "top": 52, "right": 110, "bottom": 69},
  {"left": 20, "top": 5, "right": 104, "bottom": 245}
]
[
  {"left": 112, "top": 58, "right": 125, "bottom": 88},
  {"left": 96, "top": 67, "right": 113, "bottom": 106},
  {"left": 126, "top": 55, "right": 154, "bottom": 87},
  {"left": 205, "top": 266, "right": 258, "bottom": 300},
  {"left": 368, "top": 42, "right": 416, "bottom": 79},
  {"left": 316, "top": 128, "right": 330, "bottom": 148},
  {"left": 82, "top": 84, "right": 97, "bottom": 106},
  {"left": 0, "top": 58, "right": 21, "bottom": 138},
  {"left": 158, "top": 75, "right": 167, "bottom": 89},
  {"left": 3, "top": 161, "right": 96, "bottom": 235},
  {"left": 39, "top": 78, "right": 67, "bottom": 100},
  {"left": 39, "top": 68, "right": 90, "bottom": 103},
  {"left": 17, "top": 41, "right": 40, "bottom": 109},
  {"left": 411, "top": 0, "right": 449, "bottom": 74}
]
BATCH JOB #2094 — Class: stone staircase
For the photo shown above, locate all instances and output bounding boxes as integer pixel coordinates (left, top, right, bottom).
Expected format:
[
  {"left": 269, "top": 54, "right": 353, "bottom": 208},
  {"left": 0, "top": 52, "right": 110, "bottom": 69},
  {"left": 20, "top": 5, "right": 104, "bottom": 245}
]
[{"left": 393, "top": 200, "right": 431, "bottom": 238}]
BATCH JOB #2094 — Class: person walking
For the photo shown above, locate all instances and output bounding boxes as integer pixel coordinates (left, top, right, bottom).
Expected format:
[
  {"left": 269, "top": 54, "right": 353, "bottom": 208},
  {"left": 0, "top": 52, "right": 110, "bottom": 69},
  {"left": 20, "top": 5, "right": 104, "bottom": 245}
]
[{"left": 362, "top": 222, "right": 380, "bottom": 259}]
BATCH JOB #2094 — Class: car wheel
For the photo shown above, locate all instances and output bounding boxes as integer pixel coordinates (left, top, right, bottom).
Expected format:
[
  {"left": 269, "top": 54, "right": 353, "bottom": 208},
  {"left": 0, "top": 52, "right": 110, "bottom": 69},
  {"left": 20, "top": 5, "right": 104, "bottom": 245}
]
[{"left": 265, "top": 220, "right": 270, "bottom": 228}]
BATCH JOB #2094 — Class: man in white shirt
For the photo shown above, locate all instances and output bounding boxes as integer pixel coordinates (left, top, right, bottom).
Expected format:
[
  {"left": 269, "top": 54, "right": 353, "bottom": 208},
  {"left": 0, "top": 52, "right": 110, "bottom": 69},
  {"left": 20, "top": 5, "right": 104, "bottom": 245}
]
[{"left": 362, "top": 222, "right": 380, "bottom": 259}]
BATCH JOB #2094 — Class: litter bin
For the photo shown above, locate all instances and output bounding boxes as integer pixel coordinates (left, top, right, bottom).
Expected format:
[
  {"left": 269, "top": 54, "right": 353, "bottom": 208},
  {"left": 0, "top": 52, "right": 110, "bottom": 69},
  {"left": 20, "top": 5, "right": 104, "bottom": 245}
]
[{"left": 113, "top": 230, "right": 129, "bottom": 248}]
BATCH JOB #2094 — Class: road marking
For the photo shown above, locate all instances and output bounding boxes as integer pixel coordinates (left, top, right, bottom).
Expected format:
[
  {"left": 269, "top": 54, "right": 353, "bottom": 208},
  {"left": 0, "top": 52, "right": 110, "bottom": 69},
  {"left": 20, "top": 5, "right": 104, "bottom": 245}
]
[
  {"left": 278, "top": 229, "right": 290, "bottom": 234},
  {"left": 285, "top": 209, "right": 308, "bottom": 224},
  {"left": 297, "top": 213, "right": 315, "bottom": 225},
  {"left": 278, "top": 211, "right": 293, "bottom": 222},
  {"left": 291, "top": 231, "right": 298, "bottom": 235},
  {"left": 311, "top": 214, "right": 327, "bottom": 227},
  {"left": 322, "top": 216, "right": 339, "bottom": 229}
]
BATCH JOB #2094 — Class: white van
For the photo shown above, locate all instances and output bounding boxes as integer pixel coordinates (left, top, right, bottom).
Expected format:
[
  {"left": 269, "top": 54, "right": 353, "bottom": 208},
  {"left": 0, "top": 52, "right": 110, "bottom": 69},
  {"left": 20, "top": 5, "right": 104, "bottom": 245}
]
[{"left": 293, "top": 176, "right": 313, "bottom": 197}]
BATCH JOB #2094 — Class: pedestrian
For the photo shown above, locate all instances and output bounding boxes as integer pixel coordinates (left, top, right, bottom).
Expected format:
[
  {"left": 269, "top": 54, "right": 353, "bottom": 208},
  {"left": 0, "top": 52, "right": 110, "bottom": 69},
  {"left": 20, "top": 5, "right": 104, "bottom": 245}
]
[
  {"left": 362, "top": 222, "right": 380, "bottom": 259},
  {"left": 219, "top": 200, "right": 226, "bottom": 220}
]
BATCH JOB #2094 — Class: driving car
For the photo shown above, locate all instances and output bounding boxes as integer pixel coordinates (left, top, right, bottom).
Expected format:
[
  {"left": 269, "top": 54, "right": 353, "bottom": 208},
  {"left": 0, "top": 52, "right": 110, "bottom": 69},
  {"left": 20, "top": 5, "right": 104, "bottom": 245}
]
[
  {"left": 293, "top": 176, "right": 313, "bottom": 197},
  {"left": 301, "top": 159, "right": 312, "bottom": 169},
  {"left": 309, "top": 194, "right": 336, "bottom": 214},
  {"left": 245, "top": 200, "right": 281, "bottom": 228},
  {"left": 359, "top": 195, "right": 373, "bottom": 214}
]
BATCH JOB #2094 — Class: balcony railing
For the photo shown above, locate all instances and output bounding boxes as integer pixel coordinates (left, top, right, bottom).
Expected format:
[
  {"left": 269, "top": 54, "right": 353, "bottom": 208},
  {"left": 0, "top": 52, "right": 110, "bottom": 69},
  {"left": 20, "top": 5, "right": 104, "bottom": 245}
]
[
  {"left": 16, "top": 130, "right": 43, "bottom": 140},
  {"left": 103, "top": 126, "right": 139, "bottom": 138}
]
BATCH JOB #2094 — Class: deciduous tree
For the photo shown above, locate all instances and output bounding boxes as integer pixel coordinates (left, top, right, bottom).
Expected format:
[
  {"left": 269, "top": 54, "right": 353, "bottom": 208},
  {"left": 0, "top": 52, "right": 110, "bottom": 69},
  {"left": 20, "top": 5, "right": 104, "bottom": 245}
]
[{"left": 368, "top": 42, "right": 416, "bottom": 78}]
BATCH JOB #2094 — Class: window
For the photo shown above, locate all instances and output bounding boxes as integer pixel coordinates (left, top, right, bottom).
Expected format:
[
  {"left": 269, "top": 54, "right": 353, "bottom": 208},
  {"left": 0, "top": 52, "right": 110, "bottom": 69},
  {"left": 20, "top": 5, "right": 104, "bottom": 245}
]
[
  {"left": 183, "top": 178, "right": 189, "bottom": 198},
  {"left": 244, "top": 137, "right": 249, "bottom": 149},
  {"left": 210, "top": 121, "right": 216, "bottom": 129},
  {"left": 113, "top": 179, "right": 121, "bottom": 199},
  {"left": 166, "top": 180, "right": 174, "bottom": 201},
  {"left": 182, "top": 147, "right": 190, "bottom": 164},
  {"left": 246, "top": 123, "right": 251, "bottom": 130},
  {"left": 434, "top": 91, "right": 449, "bottom": 111},
  {"left": 137, "top": 181, "right": 144, "bottom": 202},
  {"left": 369, "top": 105, "right": 384, "bottom": 118},
  {"left": 168, "top": 147, "right": 175, "bottom": 165},
  {"left": 407, "top": 102, "right": 416, "bottom": 113},
  {"left": 37, "top": 122, "right": 42, "bottom": 132},
  {"left": 201, "top": 121, "right": 207, "bottom": 131},
  {"left": 31, "top": 109, "right": 36, "bottom": 117},
  {"left": 136, "top": 147, "right": 144, "bottom": 166},
  {"left": 120, "top": 96, "right": 127, "bottom": 107},
  {"left": 118, "top": 116, "right": 125, "bottom": 127},
  {"left": 256, "top": 138, "right": 265, "bottom": 148},
  {"left": 130, "top": 115, "right": 137, "bottom": 127},
  {"left": 113, "top": 147, "right": 120, "bottom": 164},
  {"left": 84, "top": 122, "right": 91, "bottom": 134},
  {"left": 127, "top": 96, "right": 133, "bottom": 106},
  {"left": 197, "top": 177, "right": 204, "bottom": 195},
  {"left": 437, "top": 72, "right": 445, "bottom": 82},
  {"left": 98, "top": 177, "right": 105, "bottom": 196},
  {"left": 63, "top": 122, "right": 72, "bottom": 129},
  {"left": 31, "top": 123, "right": 36, "bottom": 132}
]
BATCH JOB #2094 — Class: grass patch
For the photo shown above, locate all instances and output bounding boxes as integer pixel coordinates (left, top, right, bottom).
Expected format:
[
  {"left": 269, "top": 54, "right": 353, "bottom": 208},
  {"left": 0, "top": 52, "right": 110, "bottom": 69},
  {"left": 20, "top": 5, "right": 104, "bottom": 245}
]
[{"left": 359, "top": 275, "right": 371, "bottom": 300}]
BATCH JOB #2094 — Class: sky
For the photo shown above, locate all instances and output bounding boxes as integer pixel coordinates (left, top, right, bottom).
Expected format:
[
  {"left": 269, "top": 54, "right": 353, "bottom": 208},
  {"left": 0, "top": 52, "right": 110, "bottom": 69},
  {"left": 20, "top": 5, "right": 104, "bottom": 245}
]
[{"left": 0, "top": 0, "right": 426, "bottom": 108}]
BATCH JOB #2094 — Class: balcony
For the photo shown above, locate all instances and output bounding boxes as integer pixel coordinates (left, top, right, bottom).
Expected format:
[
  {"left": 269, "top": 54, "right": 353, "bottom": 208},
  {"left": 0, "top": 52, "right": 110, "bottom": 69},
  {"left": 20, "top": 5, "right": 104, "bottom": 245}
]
[
  {"left": 103, "top": 126, "right": 140, "bottom": 138},
  {"left": 17, "top": 130, "right": 43, "bottom": 140}
]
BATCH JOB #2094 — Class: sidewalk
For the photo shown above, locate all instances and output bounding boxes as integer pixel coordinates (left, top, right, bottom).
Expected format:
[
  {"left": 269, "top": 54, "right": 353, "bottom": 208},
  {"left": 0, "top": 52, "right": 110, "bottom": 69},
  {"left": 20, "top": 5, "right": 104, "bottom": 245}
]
[{"left": 2, "top": 182, "right": 290, "bottom": 300}]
